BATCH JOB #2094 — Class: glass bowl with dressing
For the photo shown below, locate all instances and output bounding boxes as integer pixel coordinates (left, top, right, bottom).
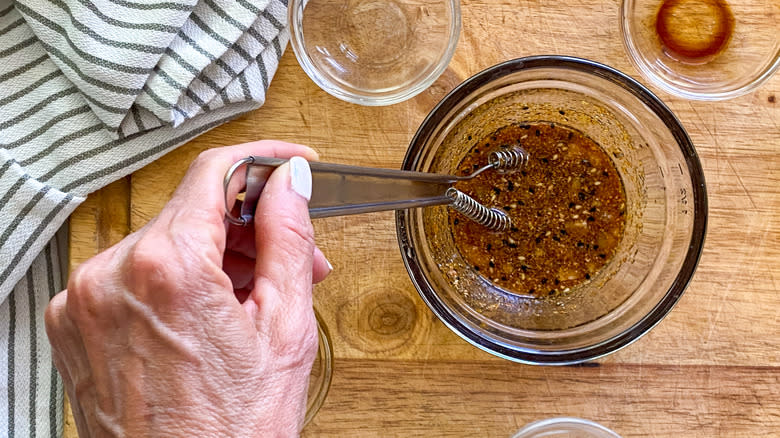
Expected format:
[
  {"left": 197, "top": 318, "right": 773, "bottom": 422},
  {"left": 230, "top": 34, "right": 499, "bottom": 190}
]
[
  {"left": 396, "top": 56, "right": 707, "bottom": 364},
  {"left": 621, "top": 0, "right": 780, "bottom": 100}
]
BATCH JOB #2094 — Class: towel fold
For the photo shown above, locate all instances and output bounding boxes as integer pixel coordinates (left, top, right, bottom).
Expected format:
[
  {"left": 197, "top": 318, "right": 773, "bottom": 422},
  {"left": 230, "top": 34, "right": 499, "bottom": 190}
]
[{"left": 0, "top": 0, "right": 291, "bottom": 434}]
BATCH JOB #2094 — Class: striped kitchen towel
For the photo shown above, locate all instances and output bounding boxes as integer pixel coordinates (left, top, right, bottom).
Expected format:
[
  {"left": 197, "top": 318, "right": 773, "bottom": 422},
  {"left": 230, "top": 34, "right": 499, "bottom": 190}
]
[{"left": 0, "top": 0, "right": 291, "bottom": 435}]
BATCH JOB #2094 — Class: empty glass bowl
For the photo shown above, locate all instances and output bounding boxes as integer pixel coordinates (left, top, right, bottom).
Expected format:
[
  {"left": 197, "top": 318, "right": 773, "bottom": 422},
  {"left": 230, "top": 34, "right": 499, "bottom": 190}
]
[
  {"left": 288, "top": 0, "right": 461, "bottom": 105},
  {"left": 512, "top": 418, "right": 621, "bottom": 438},
  {"left": 304, "top": 309, "right": 333, "bottom": 426},
  {"left": 621, "top": 0, "right": 780, "bottom": 100},
  {"left": 396, "top": 56, "right": 707, "bottom": 364}
]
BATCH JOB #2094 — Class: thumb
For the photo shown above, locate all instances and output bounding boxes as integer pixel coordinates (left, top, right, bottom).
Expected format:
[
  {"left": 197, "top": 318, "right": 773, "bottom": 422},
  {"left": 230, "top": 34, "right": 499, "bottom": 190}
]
[{"left": 250, "top": 156, "right": 315, "bottom": 312}]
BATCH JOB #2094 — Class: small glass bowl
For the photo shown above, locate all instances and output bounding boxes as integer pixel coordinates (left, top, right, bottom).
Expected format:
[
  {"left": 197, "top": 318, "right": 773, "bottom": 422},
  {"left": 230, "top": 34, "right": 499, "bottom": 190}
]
[
  {"left": 396, "top": 56, "right": 707, "bottom": 364},
  {"left": 621, "top": 0, "right": 780, "bottom": 100},
  {"left": 288, "top": 0, "right": 461, "bottom": 105},
  {"left": 304, "top": 308, "right": 333, "bottom": 426},
  {"left": 512, "top": 418, "right": 621, "bottom": 438}
]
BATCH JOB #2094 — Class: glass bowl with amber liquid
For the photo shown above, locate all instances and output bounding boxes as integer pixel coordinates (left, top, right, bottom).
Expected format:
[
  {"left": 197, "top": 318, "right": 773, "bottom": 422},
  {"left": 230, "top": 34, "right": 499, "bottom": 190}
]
[
  {"left": 621, "top": 0, "right": 780, "bottom": 100},
  {"left": 396, "top": 56, "right": 707, "bottom": 364}
]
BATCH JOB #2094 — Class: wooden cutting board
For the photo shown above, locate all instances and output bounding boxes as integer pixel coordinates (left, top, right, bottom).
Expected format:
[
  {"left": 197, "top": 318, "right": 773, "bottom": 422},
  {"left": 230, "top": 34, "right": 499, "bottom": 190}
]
[{"left": 67, "top": 0, "right": 779, "bottom": 436}]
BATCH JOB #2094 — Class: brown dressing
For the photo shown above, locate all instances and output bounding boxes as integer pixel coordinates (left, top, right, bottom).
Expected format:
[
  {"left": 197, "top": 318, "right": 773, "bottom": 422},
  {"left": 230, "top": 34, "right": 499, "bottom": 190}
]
[
  {"left": 655, "top": 0, "right": 734, "bottom": 64},
  {"left": 449, "top": 122, "right": 627, "bottom": 298}
]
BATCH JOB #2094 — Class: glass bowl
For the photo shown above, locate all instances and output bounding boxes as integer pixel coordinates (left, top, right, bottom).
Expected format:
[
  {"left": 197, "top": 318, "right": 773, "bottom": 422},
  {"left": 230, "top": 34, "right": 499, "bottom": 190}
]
[
  {"left": 304, "top": 308, "right": 333, "bottom": 426},
  {"left": 621, "top": 0, "right": 780, "bottom": 100},
  {"left": 512, "top": 418, "right": 621, "bottom": 438},
  {"left": 396, "top": 56, "right": 707, "bottom": 364},
  {"left": 288, "top": 0, "right": 461, "bottom": 105}
]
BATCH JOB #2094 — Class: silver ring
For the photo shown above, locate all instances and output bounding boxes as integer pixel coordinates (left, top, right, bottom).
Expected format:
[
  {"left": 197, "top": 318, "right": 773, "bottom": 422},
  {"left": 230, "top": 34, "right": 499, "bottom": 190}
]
[{"left": 223, "top": 156, "right": 255, "bottom": 226}]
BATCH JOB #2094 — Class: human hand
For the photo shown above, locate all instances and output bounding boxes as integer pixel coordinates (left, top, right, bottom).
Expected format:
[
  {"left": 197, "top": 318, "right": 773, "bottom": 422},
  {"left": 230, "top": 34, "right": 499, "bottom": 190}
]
[{"left": 45, "top": 141, "right": 331, "bottom": 437}]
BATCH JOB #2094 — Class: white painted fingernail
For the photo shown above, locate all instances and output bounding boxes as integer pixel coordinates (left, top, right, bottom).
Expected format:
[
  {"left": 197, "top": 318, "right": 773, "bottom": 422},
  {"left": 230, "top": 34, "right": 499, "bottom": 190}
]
[{"left": 289, "top": 156, "right": 311, "bottom": 200}]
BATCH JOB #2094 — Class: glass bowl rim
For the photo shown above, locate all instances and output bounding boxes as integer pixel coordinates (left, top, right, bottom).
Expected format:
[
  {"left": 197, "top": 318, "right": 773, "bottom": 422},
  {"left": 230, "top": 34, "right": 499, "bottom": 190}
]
[
  {"left": 512, "top": 417, "right": 622, "bottom": 437},
  {"left": 287, "top": 0, "right": 462, "bottom": 106},
  {"left": 619, "top": 0, "right": 780, "bottom": 101},
  {"left": 304, "top": 308, "right": 334, "bottom": 426},
  {"left": 395, "top": 55, "right": 708, "bottom": 365}
]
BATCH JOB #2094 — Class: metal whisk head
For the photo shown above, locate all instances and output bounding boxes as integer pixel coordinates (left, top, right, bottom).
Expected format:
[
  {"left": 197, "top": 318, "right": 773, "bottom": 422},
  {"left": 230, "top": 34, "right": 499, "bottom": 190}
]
[
  {"left": 489, "top": 146, "right": 528, "bottom": 174},
  {"left": 446, "top": 187, "right": 512, "bottom": 232},
  {"left": 461, "top": 146, "right": 529, "bottom": 180}
]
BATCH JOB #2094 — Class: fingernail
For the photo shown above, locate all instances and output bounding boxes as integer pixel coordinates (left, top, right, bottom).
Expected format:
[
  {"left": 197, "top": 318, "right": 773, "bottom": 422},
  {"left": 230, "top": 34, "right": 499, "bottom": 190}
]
[
  {"left": 326, "top": 258, "right": 333, "bottom": 272},
  {"left": 289, "top": 156, "right": 311, "bottom": 200}
]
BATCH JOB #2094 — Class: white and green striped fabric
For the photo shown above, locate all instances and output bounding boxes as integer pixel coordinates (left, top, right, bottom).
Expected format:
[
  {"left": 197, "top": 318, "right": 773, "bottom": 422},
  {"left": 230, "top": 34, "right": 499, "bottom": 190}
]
[{"left": 0, "top": 0, "right": 290, "bottom": 435}]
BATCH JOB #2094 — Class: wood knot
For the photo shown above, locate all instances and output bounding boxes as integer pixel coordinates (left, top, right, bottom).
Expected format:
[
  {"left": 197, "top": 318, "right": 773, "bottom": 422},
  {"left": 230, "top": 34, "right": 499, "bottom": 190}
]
[
  {"left": 336, "top": 288, "right": 425, "bottom": 354},
  {"left": 366, "top": 300, "right": 413, "bottom": 336}
]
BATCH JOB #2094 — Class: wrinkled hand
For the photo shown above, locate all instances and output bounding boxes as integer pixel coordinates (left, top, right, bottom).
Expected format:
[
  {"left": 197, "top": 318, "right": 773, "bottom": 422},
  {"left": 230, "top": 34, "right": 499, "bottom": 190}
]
[{"left": 46, "top": 141, "right": 331, "bottom": 437}]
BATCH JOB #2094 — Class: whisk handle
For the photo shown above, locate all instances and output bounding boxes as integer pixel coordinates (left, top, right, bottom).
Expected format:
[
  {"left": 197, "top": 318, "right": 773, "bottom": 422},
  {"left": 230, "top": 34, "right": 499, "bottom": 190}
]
[{"left": 228, "top": 157, "right": 458, "bottom": 222}]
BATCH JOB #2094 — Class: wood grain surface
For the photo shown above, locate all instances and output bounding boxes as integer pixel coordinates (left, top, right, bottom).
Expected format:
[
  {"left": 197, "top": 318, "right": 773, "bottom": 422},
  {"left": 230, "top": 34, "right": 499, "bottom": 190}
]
[{"left": 66, "top": 0, "right": 779, "bottom": 436}]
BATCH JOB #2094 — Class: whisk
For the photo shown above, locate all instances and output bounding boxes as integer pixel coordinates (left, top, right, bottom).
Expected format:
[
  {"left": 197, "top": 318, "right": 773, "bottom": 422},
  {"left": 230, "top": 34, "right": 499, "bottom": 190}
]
[{"left": 224, "top": 147, "right": 528, "bottom": 231}]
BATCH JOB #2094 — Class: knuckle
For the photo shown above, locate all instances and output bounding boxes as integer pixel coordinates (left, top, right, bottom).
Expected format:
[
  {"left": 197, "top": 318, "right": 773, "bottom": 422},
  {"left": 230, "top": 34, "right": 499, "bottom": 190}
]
[
  {"left": 193, "top": 148, "right": 220, "bottom": 166},
  {"left": 44, "top": 291, "right": 67, "bottom": 337},
  {"left": 129, "top": 233, "right": 170, "bottom": 270},
  {"left": 124, "top": 235, "right": 174, "bottom": 287},
  {"left": 66, "top": 262, "right": 107, "bottom": 321}
]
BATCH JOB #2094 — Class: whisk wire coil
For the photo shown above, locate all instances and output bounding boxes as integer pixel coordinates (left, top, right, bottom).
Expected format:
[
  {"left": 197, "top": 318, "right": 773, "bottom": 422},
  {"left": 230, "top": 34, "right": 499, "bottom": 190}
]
[
  {"left": 489, "top": 147, "right": 528, "bottom": 174},
  {"left": 446, "top": 187, "right": 512, "bottom": 231}
]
